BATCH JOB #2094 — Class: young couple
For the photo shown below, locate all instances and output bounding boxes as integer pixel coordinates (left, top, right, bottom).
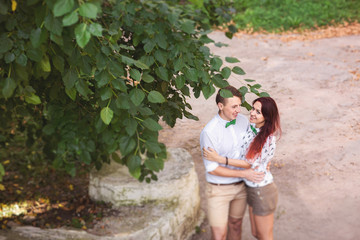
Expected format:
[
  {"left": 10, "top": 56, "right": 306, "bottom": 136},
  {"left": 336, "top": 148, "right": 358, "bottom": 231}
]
[{"left": 200, "top": 85, "right": 281, "bottom": 240}]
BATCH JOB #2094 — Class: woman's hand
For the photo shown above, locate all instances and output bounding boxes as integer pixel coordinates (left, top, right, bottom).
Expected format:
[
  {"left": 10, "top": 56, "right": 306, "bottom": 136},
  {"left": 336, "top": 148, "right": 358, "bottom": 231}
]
[{"left": 202, "top": 147, "right": 225, "bottom": 164}]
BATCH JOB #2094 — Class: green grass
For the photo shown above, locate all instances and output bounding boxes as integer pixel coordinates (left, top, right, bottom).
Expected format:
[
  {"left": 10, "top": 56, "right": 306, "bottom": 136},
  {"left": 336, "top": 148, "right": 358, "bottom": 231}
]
[{"left": 231, "top": 0, "right": 360, "bottom": 32}]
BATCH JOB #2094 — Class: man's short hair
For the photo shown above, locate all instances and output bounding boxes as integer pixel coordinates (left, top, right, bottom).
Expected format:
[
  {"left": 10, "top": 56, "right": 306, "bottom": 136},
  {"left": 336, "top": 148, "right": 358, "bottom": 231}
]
[{"left": 216, "top": 86, "right": 242, "bottom": 105}]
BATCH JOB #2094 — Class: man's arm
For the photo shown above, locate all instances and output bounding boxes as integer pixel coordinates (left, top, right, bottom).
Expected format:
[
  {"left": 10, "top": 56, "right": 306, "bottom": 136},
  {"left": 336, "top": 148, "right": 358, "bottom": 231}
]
[{"left": 209, "top": 166, "right": 265, "bottom": 183}]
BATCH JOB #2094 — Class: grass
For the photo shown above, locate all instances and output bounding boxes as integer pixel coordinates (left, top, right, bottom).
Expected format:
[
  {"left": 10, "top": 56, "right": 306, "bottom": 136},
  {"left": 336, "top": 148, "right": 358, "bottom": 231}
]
[{"left": 231, "top": 0, "right": 360, "bottom": 32}]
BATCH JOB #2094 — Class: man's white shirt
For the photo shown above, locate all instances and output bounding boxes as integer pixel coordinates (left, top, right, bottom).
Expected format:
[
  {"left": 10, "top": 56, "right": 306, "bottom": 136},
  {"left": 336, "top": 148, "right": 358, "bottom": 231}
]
[{"left": 200, "top": 113, "right": 249, "bottom": 184}]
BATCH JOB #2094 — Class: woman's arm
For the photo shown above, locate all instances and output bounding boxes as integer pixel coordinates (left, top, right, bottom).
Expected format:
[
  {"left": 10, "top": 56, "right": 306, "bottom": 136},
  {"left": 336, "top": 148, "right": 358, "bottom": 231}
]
[{"left": 202, "top": 147, "right": 251, "bottom": 169}]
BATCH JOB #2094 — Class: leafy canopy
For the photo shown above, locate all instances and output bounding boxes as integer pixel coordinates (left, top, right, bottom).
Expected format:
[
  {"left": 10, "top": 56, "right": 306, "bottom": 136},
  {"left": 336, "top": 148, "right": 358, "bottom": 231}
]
[{"left": 0, "top": 0, "right": 267, "bottom": 182}]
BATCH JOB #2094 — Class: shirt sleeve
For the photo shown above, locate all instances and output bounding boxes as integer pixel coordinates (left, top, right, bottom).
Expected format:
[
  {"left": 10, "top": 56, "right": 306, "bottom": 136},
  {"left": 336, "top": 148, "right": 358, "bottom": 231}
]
[
  {"left": 260, "top": 136, "right": 276, "bottom": 163},
  {"left": 200, "top": 131, "right": 220, "bottom": 172}
]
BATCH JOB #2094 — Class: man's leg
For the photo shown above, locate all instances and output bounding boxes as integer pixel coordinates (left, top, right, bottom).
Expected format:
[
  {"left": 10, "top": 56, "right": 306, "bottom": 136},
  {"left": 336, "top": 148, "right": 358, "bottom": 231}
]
[
  {"left": 206, "top": 183, "right": 232, "bottom": 240},
  {"left": 227, "top": 183, "right": 247, "bottom": 240},
  {"left": 227, "top": 216, "right": 243, "bottom": 240},
  {"left": 211, "top": 226, "right": 228, "bottom": 240}
]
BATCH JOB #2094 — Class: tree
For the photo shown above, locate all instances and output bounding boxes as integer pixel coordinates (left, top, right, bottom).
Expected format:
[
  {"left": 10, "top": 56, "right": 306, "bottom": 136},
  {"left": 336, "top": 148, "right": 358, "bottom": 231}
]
[{"left": 0, "top": 0, "right": 267, "bottom": 182}]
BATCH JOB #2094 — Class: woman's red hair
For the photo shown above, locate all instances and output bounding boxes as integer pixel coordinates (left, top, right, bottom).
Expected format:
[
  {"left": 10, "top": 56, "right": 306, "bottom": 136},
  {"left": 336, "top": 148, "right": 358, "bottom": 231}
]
[{"left": 246, "top": 97, "right": 281, "bottom": 160}]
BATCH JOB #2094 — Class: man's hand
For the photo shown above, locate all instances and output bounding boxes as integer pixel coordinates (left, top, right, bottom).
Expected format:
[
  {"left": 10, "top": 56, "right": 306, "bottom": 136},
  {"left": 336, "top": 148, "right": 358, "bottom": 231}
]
[{"left": 243, "top": 168, "right": 265, "bottom": 183}]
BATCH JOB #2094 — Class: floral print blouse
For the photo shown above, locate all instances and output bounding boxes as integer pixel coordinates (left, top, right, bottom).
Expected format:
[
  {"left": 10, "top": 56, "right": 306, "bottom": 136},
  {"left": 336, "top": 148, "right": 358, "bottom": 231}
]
[{"left": 240, "top": 124, "right": 276, "bottom": 187}]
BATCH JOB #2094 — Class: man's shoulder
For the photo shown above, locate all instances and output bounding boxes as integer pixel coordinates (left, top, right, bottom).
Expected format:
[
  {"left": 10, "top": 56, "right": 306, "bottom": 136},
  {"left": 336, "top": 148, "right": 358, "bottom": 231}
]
[
  {"left": 236, "top": 114, "right": 249, "bottom": 126},
  {"left": 201, "top": 115, "right": 220, "bottom": 135}
]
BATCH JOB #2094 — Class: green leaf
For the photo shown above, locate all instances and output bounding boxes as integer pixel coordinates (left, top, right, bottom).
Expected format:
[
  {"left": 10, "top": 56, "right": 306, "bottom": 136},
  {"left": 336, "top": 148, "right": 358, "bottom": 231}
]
[
  {"left": 201, "top": 85, "right": 215, "bottom": 100},
  {"left": 27, "top": 48, "right": 43, "bottom": 62},
  {"left": 181, "top": 19, "right": 195, "bottom": 34},
  {"left": 53, "top": 0, "right": 74, "bottom": 17},
  {"left": 221, "top": 67, "right": 231, "bottom": 79},
  {"left": 142, "top": 118, "right": 162, "bottom": 131},
  {"left": 211, "top": 57, "right": 222, "bottom": 71},
  {"left": 16, "top": 53, "right": 28, "bottom": 66},
  {"left": 185, "top": 68, "right": 198, "bottom": 82},
  {"left": 62, "top": 11, "right": 78, "bottom": 26},
  {"left": 245, "top": 79, "right": 255, "bottom": 82},
  {"left": 259, "top": 92, "right": 270, "bottom": 97},
  {"left": 25, "top": 93, "right": 41, "bottom": 105},
  {"left": 119, "top": 136, "right": 136, "bottom": 156},
  {"left": 123, "top": 118, "right": 137, "bottom": 136},
  {"left": 154, "top": 50, "right": 167, "bottom": 65},
  {"left": 100, "top": 107, "right": 113, "bottom": 125},
  {"left": 53, "top": 55, "right": 64, "bottom": 73},
  {"left": 44, "top": 14, "right": 63, "bottom": 36},
  {"left": 212, "top": 75, "right": 229, "bottom": 88},
  {"left": 155, "top": 67, "right": 169, "bottom": 81},
  {"left": 4, "top": 52, "right": 15, "bottom": 64},
  {"left": 220, "top": 89, "right": 233, "bottom": 98},
  {"left": 0, "top": 36, "right": 13, "bottom": 54},
  {"left": 134, "top": 60, "right": 149, "bottom": 70},
  {"left": 251, "top": 84, "right": 262, "bottom": 89},
  {"left": 0, "top": 164, "right": 4, "bottom": 182},
  {"left": 225, "top": 56, "right": 240, "bottom": 63},
  {"left": 75, "top": 79, "right": 92, "bottom": 98},
  {"left": 232, "top": 66, "right": 246, "bottom": 75},
  {"left": 145, "top": 141, "right": 162, "bottom": 154},
  {"left": 40, "top": 55, "right": 51, "bottom": 72},
  {"left": 80, "top": 151, "right": 91, "bottom": 164},
  {"left": 65, "top": 87, "right": 76, "bottom": 100},
  {"left": 175, "top": 75, "right": 185, "bottom": 89},
  {"left": 63, "top": 68, "right": 78, "bottom": 89},
  {"left": 75, "top": 23, "right": 91, "bottom": 48},
  {"left": 99, "top": 87, "right": 112, "bottom": 101},
  {"left": 129, "top": 88, "right": 145, "bottom": 106},
  {"left": 2, "top": 78, "right": 17, "bottom": 98},
  {"left": 95, "top": 70, "right": 111, "bottom": 88},
  {"left": 79, "top": 3, "right": 98, "bottom": 19},
  {"left": 148, "top": 90, "right": 165, "bottom": 103},
  {"left": 142, "top": 73, "right": 154, "bottom": 83},
  {"left": 88, "top": 23, "right": 103, "bottom": 37},
  {"left": 112, "top": 78, "right": 127, "bottom": 92},
  {"left": 174, "top": 58, "right": 184, "bottom": 72},
  {"left": 130, "top": 68, "right": 141, "bottom": 81},
  {"left": 238, "top": 86, "right": 248, "bottom": 98},
  {"left": 143, "top": 40, "right": 155, "bottom": 53},
  {"left": 128, "top": 155, "right": 141, "bottom": 179},
  {"left": 145, "top": 157, "right": 164, "bottom": 172}
]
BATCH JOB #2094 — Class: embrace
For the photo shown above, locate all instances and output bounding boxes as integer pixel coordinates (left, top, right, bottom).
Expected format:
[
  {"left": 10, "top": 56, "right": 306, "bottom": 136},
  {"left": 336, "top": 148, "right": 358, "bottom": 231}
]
[{"left": 200, "top": 85, "right": 281, "bottom": 240}]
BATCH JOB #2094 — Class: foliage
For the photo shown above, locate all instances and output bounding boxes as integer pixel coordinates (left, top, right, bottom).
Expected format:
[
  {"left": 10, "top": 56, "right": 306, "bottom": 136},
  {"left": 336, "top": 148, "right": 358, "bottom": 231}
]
[
  {"left": 0, "top": 0, "right": 266, "bottom": 182},
  {"left": 232, "top": 0, "right": 360, "bottom": 32}
]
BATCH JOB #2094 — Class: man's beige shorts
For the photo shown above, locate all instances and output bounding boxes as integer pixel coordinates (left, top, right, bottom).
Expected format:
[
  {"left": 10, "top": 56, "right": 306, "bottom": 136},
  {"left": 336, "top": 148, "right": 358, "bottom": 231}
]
[{"left": 206, "top": 182, "right": 247, "bottom": 227}]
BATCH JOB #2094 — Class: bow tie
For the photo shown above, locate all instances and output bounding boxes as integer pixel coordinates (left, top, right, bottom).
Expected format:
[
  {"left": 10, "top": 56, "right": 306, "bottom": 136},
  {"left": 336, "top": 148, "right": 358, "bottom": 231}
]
[
  {"left": 225, "top": 119, "right": 236, "bottom": 128},
  {"left": 250, "top": 125, "right": 258, "bottom": 135}
]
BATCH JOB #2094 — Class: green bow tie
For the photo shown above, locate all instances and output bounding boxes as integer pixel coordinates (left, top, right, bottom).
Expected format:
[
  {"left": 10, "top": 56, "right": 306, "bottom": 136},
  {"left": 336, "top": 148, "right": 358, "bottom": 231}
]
[
  {"left": 250, "top": 125, "right": 258, "bottom": 135},
  {"left": 225, "top": 119, "right": 236, "bottom": 128}
]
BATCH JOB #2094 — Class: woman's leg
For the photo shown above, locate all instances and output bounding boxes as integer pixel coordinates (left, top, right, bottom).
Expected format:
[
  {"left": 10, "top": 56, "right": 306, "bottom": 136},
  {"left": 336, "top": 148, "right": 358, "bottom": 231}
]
[
  {"left": 248, "top": 206, "right": 258, "bottom": 238},
  {"left": 253, "top": 213, "right": 274, "bottom": 240}
]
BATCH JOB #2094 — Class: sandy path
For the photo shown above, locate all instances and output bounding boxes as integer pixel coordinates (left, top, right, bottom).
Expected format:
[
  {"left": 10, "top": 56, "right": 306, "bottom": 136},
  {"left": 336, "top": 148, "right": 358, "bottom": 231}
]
[{"left": 160, "top": 31, "right": 360, "bottom": 240}]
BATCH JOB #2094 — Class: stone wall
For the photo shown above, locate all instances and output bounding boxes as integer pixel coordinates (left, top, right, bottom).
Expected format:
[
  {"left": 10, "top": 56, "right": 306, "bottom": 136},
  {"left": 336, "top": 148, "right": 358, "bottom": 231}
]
[{"left": 3, "top": 148, "right": 203, "bottom": 240}]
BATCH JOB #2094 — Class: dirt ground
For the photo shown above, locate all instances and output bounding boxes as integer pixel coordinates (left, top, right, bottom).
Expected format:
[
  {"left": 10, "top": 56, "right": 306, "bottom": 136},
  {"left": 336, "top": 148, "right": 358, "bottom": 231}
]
[{"left": 159, "top": 30, "right": 360, "bottom": 240}]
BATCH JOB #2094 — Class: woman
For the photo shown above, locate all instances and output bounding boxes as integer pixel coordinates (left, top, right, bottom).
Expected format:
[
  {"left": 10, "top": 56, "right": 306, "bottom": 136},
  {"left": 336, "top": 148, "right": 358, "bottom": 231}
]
[{"left": 203, "top": 97, "right": 281, "bottom": 240}]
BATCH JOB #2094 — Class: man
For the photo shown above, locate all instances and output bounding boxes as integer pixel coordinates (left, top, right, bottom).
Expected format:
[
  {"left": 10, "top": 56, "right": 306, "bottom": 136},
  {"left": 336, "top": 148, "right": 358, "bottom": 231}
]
[{"left": 200, "top": 86, "right": 265, "bottom": 240}]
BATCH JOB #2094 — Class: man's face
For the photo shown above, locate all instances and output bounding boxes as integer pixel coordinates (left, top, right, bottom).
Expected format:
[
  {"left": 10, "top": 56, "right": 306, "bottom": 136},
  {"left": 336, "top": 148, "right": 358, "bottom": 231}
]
[{"left": 218, "top": 96, "right": 241, "bottom": 121}]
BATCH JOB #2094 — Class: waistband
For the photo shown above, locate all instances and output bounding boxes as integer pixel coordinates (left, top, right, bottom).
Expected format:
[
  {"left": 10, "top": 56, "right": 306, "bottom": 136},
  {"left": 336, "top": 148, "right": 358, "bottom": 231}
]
[{"left": 208, "top": 181, "right": 243, "bottom": 186}]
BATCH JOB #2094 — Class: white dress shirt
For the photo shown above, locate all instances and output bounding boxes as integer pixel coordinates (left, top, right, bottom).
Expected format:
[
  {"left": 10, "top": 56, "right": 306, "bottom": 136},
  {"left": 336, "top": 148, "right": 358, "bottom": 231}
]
[{"left": 200, "top": 113, "right": 249, "bottom": 184}]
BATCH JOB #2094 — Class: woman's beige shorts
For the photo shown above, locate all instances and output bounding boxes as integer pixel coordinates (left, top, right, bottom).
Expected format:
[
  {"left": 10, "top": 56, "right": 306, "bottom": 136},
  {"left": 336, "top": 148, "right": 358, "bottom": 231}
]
[{"left": 246, "top": 182, "right": 278, "bottom": 216}]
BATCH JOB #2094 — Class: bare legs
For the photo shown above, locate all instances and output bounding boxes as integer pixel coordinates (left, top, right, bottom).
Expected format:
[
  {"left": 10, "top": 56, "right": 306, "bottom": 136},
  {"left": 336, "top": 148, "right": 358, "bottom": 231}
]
[
  {"left": 249, "top": 206, "right": 274, "bottom": 240},
  {"left": 210, "top": 216, "right": 243, "bottom": 240}
]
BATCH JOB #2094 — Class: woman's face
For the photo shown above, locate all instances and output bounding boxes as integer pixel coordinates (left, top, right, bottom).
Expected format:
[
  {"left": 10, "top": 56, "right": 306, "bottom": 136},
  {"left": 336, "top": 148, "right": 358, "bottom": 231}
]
[{"left": 250, "top": 101, "right": 265, "bottom": 128}]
